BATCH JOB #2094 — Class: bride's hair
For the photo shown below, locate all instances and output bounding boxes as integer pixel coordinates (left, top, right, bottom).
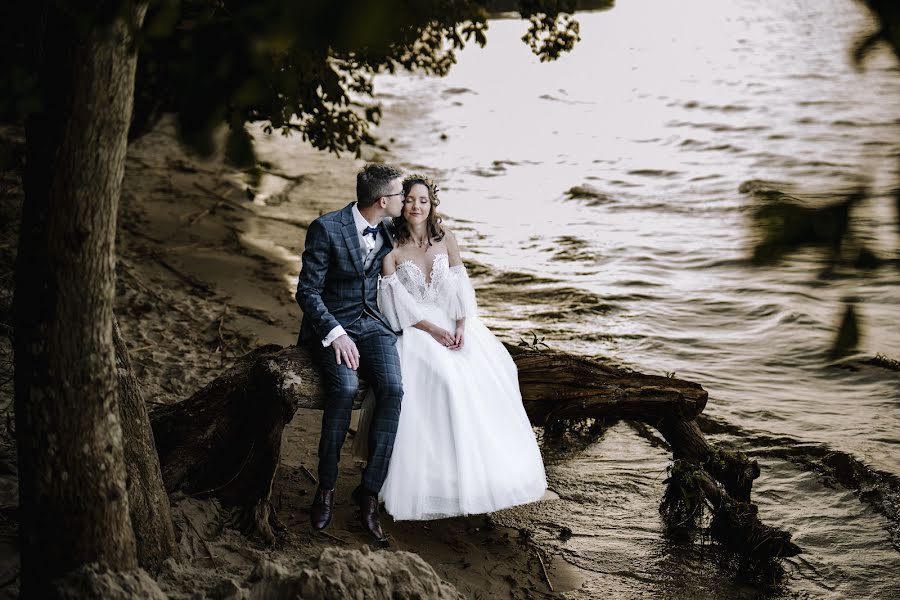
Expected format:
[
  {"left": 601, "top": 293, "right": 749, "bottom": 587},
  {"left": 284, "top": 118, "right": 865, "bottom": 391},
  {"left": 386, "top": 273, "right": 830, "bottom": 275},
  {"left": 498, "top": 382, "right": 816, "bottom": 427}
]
[{"left": 393, "top": 175, "right": 445, "bottom": 246}]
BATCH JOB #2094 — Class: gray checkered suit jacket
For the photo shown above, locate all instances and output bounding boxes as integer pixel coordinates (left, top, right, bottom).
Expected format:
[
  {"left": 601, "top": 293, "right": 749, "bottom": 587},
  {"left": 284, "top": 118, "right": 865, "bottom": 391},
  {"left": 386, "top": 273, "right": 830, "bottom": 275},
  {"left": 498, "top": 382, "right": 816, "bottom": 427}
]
[{"left": 296, "top": 203, "right": 396, "bottom": 344}]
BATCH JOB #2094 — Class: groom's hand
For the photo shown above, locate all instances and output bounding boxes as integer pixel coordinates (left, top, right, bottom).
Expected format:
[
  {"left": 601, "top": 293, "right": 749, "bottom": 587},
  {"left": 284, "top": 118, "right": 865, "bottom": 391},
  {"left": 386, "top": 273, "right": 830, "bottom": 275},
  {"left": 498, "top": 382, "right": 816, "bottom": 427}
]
[{"left": 332, "top": 334, "right": 360, "bottom": 370}]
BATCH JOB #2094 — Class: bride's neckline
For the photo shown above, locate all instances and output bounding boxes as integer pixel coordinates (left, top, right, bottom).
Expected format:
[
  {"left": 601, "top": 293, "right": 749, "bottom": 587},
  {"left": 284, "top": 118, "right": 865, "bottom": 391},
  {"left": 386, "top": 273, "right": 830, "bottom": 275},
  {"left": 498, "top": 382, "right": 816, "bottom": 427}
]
[{"left": 397, "top": 252, "right": 448, "bottom": 285}]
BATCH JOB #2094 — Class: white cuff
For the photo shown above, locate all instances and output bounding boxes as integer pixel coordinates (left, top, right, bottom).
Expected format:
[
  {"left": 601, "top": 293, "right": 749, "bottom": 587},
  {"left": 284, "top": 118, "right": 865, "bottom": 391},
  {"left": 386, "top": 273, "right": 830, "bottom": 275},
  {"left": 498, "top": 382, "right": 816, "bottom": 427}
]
[{"left": 322, "top": 325, "right": 346, "bottom": 347}]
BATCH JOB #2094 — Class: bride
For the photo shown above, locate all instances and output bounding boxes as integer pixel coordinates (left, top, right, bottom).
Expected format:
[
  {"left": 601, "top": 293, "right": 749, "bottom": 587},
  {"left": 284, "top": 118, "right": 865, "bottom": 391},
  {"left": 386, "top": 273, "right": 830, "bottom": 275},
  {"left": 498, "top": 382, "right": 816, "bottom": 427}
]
[{"left": 358, "top": 174, "right": 547, "bottom": 521}]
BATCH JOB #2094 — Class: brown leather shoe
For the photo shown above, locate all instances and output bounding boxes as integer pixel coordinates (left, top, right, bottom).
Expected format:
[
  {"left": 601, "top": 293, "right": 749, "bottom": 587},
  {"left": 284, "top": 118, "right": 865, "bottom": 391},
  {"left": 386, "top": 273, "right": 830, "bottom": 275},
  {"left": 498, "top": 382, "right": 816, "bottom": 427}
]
[
  {"left": 352, "top": 486, "right": 388, "bottom": 544},
  {"left": 310, "top": 487, "right": 335, "bottom": 531}
]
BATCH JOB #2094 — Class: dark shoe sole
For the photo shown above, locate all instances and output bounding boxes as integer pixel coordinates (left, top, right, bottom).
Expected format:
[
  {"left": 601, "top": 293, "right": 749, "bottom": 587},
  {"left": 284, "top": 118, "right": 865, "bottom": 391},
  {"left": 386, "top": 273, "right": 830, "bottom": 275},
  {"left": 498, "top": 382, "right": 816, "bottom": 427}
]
[{"left": 351, "top": 519, "right": 389, "bottom": 545}]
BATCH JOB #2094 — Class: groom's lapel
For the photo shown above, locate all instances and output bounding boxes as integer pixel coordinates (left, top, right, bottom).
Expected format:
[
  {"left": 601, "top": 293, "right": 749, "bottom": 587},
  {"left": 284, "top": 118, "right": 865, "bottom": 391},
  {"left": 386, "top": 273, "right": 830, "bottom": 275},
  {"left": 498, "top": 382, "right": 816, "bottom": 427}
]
[{"left": 340, "top": 203, "right": 365, "bottom": 275}]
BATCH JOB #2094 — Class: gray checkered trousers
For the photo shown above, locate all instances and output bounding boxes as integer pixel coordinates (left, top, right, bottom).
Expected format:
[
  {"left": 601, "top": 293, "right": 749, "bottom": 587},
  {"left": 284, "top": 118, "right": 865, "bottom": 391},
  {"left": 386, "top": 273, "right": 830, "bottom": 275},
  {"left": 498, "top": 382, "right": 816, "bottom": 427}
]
[{"left": 296, "top": 202, "right": 402, "bottom": 493}]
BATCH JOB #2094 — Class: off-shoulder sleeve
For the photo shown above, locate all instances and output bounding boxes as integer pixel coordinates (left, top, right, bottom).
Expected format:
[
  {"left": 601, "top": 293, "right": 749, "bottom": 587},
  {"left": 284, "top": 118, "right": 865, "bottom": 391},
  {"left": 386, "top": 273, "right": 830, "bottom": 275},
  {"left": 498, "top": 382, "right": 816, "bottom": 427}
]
[
  {"left": 443, "top": 265, "right": 478, "bottom": 320},
  {"left": 378, "top": 273, "right": 427, "bottom": 330}
]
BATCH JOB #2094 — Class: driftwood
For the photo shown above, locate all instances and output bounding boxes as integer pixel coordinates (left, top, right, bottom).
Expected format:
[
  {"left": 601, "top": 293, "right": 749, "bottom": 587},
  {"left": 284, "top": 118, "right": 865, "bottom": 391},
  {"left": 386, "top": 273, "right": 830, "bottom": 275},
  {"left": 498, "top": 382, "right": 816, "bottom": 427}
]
[
  {"left": 148, "top": 345, "right": 302, "bottom": 544},
  {"left": 145, "top": 343, "right": 799, "bottom": 561},
  {"left": 508, "top": 346, "right": 798, "bottom": 560}
]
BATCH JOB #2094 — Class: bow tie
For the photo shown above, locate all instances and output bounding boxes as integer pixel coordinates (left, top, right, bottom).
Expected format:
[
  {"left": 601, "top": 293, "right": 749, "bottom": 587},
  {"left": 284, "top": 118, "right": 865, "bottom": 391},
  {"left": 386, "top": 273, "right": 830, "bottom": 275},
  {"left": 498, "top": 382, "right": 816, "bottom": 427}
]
[{"left": 363, "top": 225, "right": 379, "bottom": 239}]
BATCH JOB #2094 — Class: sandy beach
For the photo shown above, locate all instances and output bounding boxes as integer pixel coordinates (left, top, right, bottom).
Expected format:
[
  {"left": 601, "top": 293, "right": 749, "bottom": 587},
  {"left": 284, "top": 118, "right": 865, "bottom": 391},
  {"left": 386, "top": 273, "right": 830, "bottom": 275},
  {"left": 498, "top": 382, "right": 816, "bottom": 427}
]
[{"left": 0, "top": 118, "right": 584, "bottom": 598}]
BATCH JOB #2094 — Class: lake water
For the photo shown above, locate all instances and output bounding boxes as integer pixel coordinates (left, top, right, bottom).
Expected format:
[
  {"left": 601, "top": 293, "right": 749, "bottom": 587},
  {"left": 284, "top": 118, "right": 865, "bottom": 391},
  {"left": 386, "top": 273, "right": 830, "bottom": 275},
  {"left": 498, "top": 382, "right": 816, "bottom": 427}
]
[{"left": 252, "top": 0, "right": 900, "bottom": 596}]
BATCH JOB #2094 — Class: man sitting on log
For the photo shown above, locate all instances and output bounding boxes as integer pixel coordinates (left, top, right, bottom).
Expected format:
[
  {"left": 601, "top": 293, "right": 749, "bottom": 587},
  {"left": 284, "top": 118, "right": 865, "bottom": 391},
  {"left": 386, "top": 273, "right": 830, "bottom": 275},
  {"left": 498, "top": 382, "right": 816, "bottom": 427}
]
[{"left": 295, "top": 163, "right": 406, "bottom": 543}]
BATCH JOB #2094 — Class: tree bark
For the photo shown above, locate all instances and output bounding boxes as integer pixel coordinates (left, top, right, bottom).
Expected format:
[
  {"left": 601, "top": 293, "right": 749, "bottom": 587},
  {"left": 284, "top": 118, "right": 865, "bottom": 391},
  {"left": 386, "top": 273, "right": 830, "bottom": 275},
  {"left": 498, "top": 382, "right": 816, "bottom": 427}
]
[
  {"left": 113, "top": 318, "right": 176, "bottom": 571},
  {"left": 13, "top": 3, "right": 149, "bottom": 595},
  {"left": 654, "top": 417, "right": 759, "bottom": 502},
  {"left": 507, "top": 345, "right": 709, "bottom": 424}
]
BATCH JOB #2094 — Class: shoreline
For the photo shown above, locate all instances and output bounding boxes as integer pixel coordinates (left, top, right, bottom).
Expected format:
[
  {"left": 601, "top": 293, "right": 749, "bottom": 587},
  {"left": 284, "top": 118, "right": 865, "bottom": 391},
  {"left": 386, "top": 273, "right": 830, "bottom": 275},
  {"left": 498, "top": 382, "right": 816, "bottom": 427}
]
[{"left": 0, "top": 117, "right": 586, "bottom": 598}]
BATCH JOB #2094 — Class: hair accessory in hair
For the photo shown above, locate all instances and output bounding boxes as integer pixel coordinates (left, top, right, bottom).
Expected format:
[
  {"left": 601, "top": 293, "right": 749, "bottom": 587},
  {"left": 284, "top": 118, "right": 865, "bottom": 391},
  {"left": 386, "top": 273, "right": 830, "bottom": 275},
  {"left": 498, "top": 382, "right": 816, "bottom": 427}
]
[{"left": 403, "top": 174, "right": 440, "bottom": 200}]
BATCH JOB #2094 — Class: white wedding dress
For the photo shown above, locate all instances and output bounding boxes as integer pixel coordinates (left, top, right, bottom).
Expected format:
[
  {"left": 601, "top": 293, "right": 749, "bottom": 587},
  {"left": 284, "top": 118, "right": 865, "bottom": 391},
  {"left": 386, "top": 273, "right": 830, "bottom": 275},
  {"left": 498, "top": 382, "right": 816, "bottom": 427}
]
[{"left": 371, "top": 253, "right": 547, "bottom": 521}]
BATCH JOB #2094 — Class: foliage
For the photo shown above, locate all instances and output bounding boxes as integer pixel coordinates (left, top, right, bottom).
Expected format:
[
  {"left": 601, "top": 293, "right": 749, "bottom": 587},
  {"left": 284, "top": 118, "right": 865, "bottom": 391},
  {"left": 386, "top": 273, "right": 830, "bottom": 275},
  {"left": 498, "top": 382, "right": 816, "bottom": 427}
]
[
  {"left": 540, "top": 416, "right": 608, "bottom": 460},
  {"left": 747, "top": 186, "right": 868, "bottom": 269},
  {"left": 703, "top": 445, "right": 749, "bottom": 474},
  {"left": 1, "top": 1, "right": 584, "bottom": 161},
  {"left": 660, "top": 459, "right": 707, "bottom": 527},
  {"left": 829, "top": 301, "right": 860, "bottom": 360},
  {"left": 863, "top": 352, "right": 900, "bottom": 371},
  {"left": 743, "top": 185, "right": 880, "bottom": 360},
  {"left": 518, "top": 330, "right": 551, "bottom": 352},
  {"left": 853, "top": 0, "right": 900, "bottom": 65},
  {"left": 742, "top": 1, "right": 900, "bottom": 359}
]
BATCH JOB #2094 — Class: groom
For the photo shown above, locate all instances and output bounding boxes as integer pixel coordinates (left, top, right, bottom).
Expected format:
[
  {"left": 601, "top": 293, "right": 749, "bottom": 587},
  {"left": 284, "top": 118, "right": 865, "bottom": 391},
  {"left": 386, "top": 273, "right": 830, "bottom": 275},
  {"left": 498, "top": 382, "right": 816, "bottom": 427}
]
[{"left": 295, "top": 163, "right": 405, "bottom": 543}]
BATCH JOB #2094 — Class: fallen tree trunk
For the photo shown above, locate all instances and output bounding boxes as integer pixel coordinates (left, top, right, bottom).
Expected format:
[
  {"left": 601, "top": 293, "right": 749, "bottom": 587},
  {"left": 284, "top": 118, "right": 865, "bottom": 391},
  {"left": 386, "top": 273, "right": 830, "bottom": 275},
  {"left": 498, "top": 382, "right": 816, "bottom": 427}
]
[
  {"left": 509, "top": 347, "right": 709, "bottom": 424},
  {"left": 142, "top": 343, "right": 798, "bottom": 560},
  {"left": 502, "top": 346, "right": 796, "bottom": 559},
  {"left": 148, "top": 344, "right": 300, "bottom": 544}
]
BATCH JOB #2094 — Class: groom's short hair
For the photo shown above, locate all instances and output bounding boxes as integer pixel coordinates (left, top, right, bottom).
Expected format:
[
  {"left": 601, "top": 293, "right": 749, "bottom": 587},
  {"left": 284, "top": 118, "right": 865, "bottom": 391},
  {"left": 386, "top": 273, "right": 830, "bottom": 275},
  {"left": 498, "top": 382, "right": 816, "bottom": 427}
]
[{"left": 357, "top": 163, "right": 403, "bottom": 208}]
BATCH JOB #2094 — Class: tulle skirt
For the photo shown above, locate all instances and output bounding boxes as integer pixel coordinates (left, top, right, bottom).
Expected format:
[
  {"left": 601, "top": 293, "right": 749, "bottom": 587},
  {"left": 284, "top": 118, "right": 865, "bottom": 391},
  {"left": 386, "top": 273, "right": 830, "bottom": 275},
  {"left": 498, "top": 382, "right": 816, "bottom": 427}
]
[{"left": 375, "top": 303, "right": 547, "bottom": 521}]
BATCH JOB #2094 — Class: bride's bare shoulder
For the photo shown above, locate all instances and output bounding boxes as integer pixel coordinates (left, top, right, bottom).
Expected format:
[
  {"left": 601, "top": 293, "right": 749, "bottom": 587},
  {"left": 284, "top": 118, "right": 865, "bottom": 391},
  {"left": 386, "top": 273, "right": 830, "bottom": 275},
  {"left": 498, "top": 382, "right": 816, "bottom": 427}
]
[
  {"left": 381, "top": 250, "right": 400, "bottom": 275},
  {"left": 439, "top": 226, "right": 456, "bottom": 243},
  {"left": 387, "top": 245, "right": 411, "bottom": 261},
  {"left": 442, "top": 228, "right": 463, "bottom": 263}
]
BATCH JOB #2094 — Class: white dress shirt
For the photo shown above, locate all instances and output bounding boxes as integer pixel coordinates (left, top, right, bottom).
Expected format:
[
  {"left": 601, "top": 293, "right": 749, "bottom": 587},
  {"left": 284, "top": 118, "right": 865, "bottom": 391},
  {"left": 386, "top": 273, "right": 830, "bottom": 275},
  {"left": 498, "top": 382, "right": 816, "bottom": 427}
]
[{"left": 321, "top": 203, "right": 383, "bottom": 347}]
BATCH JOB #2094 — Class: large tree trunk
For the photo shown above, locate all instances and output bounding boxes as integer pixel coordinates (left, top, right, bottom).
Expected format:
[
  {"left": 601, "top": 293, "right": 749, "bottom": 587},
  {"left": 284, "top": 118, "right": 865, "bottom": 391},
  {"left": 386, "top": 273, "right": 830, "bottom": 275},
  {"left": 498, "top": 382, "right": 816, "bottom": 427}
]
[{"left": 13, "top": 3, "right": 150, "bottom": 595}]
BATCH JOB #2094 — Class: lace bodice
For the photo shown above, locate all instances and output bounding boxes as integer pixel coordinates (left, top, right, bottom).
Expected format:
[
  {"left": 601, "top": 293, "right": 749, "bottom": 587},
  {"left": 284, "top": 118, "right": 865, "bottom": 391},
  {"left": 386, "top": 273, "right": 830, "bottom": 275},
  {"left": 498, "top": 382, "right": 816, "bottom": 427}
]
[
  {"left": 394, "top": 253, "right": 457, "bottom": 305},
  {"left": 377, "top": 253, "right": 478, "bottom": 330}
]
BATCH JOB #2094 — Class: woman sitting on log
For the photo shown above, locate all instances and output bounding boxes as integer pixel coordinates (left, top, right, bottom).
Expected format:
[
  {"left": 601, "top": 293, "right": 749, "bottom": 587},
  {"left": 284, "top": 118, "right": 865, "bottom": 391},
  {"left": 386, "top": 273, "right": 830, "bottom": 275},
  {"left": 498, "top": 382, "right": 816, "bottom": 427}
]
[{"left": 356, "top": 174, "right": 548, "bottom": 521}]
